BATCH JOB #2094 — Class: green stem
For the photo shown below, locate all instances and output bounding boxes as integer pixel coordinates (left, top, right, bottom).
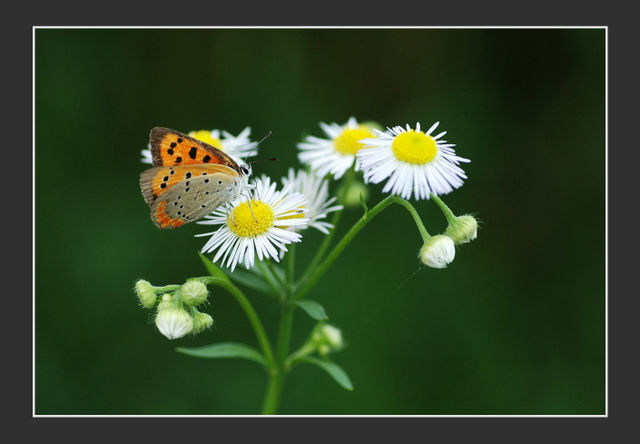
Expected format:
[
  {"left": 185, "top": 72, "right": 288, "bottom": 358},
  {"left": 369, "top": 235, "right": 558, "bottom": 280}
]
[
  {"left": 430, "top": 193, "right": 456, "bottom": 225},
  {"left": 396, "top": 197, "right": 431, "bottom": 242},
  {"left": 256, "top": 260, "right": 284, "bottom": 296},
  {"left": 298, "top": 167, "right": 355, "bottom": 288},
  {"left": 295, "top": 195, "right": 429, "bottom": 301},
  {"left": 202, "top": 276, "right": 275, "bottom": 368},
  {"left": 261, "top": 366, "right": 284, "bottom": 415},
  {"left": 285, "top": 243, "right": 296, "bottom": 288},
  {"left": 261, "top": 301, "right": 296, "bottom": 414},
  {"left": 153, "top": 284, "right": 181, "bottom": 293}
]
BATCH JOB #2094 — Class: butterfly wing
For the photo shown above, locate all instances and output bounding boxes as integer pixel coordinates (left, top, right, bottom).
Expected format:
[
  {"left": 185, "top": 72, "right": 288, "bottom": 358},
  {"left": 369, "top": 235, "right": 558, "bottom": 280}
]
[
  {"left": 149, "top": 127, "right": 241, "bottom": 171},
  {"left": 142, "top": 127, "right": 253, "bottom": 230},
  {"left": 143, "top": 168, "right": 243, "bottom": 229},
  {"left": 141, "top": 164, "right": 236, "bottom": 205}
]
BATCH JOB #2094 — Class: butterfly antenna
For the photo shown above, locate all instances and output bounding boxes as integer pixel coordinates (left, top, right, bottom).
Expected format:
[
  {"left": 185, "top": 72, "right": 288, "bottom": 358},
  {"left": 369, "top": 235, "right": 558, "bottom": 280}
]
[{"left": 243, "top": 131, "right": 272, "bottom": 164}]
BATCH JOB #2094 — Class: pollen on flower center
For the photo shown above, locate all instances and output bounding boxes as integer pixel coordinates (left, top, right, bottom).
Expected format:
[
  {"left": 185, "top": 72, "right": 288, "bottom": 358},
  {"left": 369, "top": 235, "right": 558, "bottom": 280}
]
[
  {"left": 190, "top": 130, "right": 223, "bottom": 150},
  {"left": 392, "top": 130, "right": 437, "bottom": 164},
  {"left": 333, "top": 126, "right": 375, "bottom": 155},
  {"left": 227, "top": 200, "right": 274, "bottom": 237}
]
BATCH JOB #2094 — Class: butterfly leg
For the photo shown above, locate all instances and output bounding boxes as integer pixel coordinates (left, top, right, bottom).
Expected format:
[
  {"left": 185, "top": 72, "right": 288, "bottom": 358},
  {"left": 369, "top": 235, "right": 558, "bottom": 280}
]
[
  {"left": 241, "top": 184, "right": 258, "bottom": 222},
  {"left": 246, "top": 196, "right": 258, "bottom": 223},
  {"left": 226, "top": 202, "right": 237, "bottom": 226},
  {"left": 251, "top": 183, "right": 260, "bottom": 204}
]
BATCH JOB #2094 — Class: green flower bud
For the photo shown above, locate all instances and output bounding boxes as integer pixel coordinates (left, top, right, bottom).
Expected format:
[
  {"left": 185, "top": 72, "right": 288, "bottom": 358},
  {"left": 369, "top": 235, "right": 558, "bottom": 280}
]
[
  {"left": 420, "top": 235, "right": 455, "bottom": 269},
  {"left": 156, "top": 294, "right": 174, "bottom": 312},
  {"left": 445, "top": 214, "right": 478, "bottom": 245},
  {"left": 181, "top": 280, "right": 209, "bottom": 306},
  {"left": 155, "top": 307, "right": 193, "bottom": 340},
  {"left": 192, "top": 311, "right": 214, "bottom": 334},
  {"left": 318, "top": 324, "right": 343, "bottom": 356},
  {"left": 135, "top": 279, "right": 157, "bottom": 309}
]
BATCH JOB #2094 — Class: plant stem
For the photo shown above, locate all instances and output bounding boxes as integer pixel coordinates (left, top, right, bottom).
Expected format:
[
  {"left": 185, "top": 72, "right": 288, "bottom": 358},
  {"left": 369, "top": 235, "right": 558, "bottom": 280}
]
[
  {"left": 285, "top": 243, "right": 296, "bottom": 287},
  {"left": 153, "top": 284, "right": 182, "bottom": 293},
  {"left": 294, "top": 195, "right": 428, "bottom": 301},
  {"left": 261, "top": 301, "right": 296, "bottom": 414},
  {"left": 203, "top": 277, "right": 275, "bottom": 368},
  {"left": 256, "top": 260, "right": 284, "bottom": 296},
  {"left": 395, "top": 196, "right": 431, "bottom": 242},
  {"left": 430, "top": 193, "right": 456, "bottom": 225},
  {"left": 298, "top": 167, "right": 355, "bottom": 288}
]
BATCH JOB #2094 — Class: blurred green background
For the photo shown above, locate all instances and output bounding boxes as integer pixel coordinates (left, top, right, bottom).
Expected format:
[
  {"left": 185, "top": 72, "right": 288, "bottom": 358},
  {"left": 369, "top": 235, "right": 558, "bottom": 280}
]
[{"left": 35, "top": 28, "right": 605, "bottom": 415}]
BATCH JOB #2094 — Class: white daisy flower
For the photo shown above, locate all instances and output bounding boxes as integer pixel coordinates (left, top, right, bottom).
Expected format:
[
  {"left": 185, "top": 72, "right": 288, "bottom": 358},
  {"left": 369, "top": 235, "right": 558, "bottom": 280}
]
[
  {"left": 357, "top": 122, "right": 470, "bottom": 200},
  {"left": 297, "top": 117, "right": 377, "bottom": 179},
  {"left": 140, "top": 126, "right": 257, "bottom": 165},
  {"left": 196, "top": 176, "right": 309, "bottom": 272},
  {"left": 280, "top": 168, "right": 343, "bottom": 234}
]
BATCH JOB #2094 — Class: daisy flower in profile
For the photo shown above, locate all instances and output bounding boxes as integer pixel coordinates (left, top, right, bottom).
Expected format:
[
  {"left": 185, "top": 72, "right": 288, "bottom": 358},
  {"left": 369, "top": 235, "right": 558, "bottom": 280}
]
[
  {"left": 297, "top": 117, "right": 377, "bottom": 179},
  {"left": 140, "top": 126, "right": 257, "bottom": 165},
  {"left": 280, "top": 168, "right": 343, "bottom": 234},
  {"left": 196, "top": 176, "right": 309, "bottom": 272},
  {"left": 357, "top": 122, "right": 470, "bottom": 200}
]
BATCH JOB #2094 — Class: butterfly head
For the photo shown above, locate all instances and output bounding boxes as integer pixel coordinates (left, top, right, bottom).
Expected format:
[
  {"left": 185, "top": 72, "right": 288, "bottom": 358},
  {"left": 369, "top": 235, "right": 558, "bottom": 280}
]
[{"left": 239, "top": 163, "right": 251, "bottom": 176}]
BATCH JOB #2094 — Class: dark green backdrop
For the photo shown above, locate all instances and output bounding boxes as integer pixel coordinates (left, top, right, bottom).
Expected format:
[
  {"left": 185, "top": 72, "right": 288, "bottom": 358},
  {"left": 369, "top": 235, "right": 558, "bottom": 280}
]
[{"left": 35, "top": 28, "right": 605, "bottom": 415}]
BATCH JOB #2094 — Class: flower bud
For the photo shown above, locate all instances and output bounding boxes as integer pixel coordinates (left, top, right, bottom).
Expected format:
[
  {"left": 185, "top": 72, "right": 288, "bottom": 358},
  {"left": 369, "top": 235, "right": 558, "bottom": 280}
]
[
  {"left": 317, "top": 324, "right": 343, "bottom": 356},
  {"left": 135, "top": 279, "right": 157, "bottom": 308},
  {"left": 180, "top": 280, "right": 209, "bottom": 306},
  {"left": 192, "top": 311, "right": 214, "bottom": 334},
  {"left": 445, "top": 214, "right": 478, "bottom": 245},
  {"left": 156, "top": 294, "right": 173, "bottom": 312},
  {"left": 155, "top": 307, "right": 193, "bottom": 340},
  {"left": 419, "top": 235, "right": 455, "bottom": 269},
  {"left": 321, "top": 325, "right": 343, "bottom": 348}
]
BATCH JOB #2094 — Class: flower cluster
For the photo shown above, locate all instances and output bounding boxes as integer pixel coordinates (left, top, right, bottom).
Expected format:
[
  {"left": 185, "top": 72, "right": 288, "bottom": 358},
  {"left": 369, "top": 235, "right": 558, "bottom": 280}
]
[
  {"left": 140, "top": 120, "right": 477, "bottom": 274},
  {"left": 135, "top": 119, "right": 480, "bottom": 417},
  {"left": 135, "top": 279, "right": 213, "bottom": 340},
  {"left": 137, "top": 119, "right": 479, "bottom": 340},
  {"left": 297, "top": 118, "right": 470, "bottom": 200},
  {"left": 296, "top": 117, "right": 476, "bottom": 269}
]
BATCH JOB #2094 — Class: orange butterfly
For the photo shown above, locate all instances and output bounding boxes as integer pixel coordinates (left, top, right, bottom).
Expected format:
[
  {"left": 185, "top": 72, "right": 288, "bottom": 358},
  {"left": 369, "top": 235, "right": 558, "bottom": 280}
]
[{"left": 140, "top": 127, "right": 254, "bottom": 229}]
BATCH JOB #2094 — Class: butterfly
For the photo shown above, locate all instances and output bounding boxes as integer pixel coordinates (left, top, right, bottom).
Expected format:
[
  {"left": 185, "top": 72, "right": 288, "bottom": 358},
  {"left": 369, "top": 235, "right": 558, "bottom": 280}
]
[{"left": 140, "top": 127, "right": 254, "bottom": 229}]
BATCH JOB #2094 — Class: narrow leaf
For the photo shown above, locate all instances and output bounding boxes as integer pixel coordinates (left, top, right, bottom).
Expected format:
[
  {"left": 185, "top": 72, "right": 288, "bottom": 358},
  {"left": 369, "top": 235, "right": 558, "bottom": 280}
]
[
  {"left": 303, "top": 356, "right": 353, "bottom": 391},
  {"left": 359, "top": 192, "right": 369, "bottom": 216},
  {"left": 198, "top": 252, "right": 229, "bottom": 282},
  {"left": 269, "top": 263, "right": 286, "bottom": 284},
  {"left": 221, "top": 266, "right": 278, "bottom": 296},
  {"left": 295, "top": 300, "right": 328, "bottom": 320},
  {"left": 176, "top": 342, "right": 267, "bottom": 367}
]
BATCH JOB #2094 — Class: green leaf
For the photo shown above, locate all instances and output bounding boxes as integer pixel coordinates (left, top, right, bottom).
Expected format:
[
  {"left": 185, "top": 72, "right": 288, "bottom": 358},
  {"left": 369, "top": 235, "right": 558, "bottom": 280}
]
[
  {"left": 198, "top": 252, "right": 229, "bottom": 282},
  {"left": 295, "top": 299, "right": 328, "bottom": 320},
  {"left": 220, "top": 266, "right": 278, "bottom": 297},
  {"left": 176, "top": 342, "right": 267, "bottom": 368},
  {"left": 303, "top": 357, "right": 353, "bottom": 391}
]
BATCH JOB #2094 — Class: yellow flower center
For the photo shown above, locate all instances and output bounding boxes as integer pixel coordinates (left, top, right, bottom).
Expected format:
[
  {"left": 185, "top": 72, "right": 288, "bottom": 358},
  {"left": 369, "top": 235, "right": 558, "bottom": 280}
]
[
  {"left": 227, "top": 200, "right": 274, "bottom": 237},
  {"left": 392, "top": 130, "right": 438, "bottom": 164},
  {"left": 333, "top": 126, "right": 375, "bottom": 155},
  {"left": 190, "top": 130, "right": 223, "bottom": 150}
]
